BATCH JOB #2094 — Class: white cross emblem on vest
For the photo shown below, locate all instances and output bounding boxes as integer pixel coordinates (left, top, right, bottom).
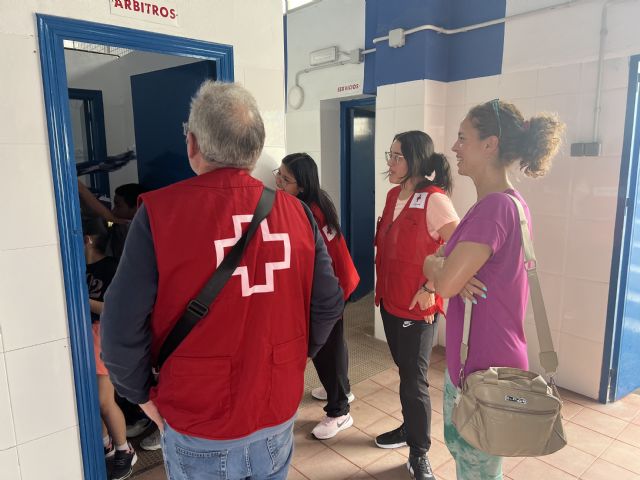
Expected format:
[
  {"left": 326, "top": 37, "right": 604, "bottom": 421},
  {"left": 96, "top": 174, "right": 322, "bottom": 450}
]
[{"left": 214, "top": 215, "right": 291, "bottom": 297}]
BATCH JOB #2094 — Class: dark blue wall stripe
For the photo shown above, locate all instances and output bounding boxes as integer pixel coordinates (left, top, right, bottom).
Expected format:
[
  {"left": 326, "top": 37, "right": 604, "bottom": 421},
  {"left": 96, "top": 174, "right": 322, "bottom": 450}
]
[
  {"left": 448, "top": 24, "right": 504, "bottom": 82},
  {"left": 364, "top": 0, "right": 505, "bottom": 88}
]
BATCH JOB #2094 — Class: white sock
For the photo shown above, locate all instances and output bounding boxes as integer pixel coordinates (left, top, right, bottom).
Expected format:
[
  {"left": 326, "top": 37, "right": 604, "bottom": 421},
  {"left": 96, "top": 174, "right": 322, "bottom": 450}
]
[
  {"left": 115, "top": 442, "right": 130, "bottom": 451},
  {"left": 103, "top": 436, "right": 111, "bottom": 448}
]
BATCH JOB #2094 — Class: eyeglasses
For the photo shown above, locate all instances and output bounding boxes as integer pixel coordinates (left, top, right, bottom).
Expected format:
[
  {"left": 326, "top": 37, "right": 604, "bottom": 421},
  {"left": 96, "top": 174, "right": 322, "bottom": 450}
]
[
  {"left": 385, "top": 151, "right": 404, "bottom": 166},
  {"left": 272, "top": 168, "right": 297, "bottom": 185},
  {"left": 490, "top": 98, "right": 502, "bottom": 138}
]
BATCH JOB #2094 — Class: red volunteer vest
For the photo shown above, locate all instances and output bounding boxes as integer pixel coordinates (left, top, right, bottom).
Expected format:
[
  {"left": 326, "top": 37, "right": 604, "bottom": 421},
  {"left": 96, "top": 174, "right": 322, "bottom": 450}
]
[
  {"left": 141, "top": 168, "right": 315, "bottom": 440},
  {"left": 375, "top": 185, "right": 445, "bottom": 321},
  {"left": 310, "top": 203, "right": 360, "bottom": 300}
]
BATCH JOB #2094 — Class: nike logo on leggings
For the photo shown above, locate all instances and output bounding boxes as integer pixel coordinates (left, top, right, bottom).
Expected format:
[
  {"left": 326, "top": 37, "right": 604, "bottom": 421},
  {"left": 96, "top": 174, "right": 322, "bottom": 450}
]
[{"left": 402, "top": 321, "right": 414, "bottom": 328}]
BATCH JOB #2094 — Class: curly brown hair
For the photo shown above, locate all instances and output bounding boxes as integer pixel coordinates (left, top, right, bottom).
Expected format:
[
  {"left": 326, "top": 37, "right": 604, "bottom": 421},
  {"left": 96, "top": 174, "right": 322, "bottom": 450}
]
[{"left": 468, "top": 100, "right": 565, "bottom": 178}]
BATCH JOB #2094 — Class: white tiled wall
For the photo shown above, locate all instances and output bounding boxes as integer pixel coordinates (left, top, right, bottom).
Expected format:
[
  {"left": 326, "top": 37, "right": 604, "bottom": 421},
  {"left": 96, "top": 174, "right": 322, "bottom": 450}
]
[
  {"left": 18, "top": 427, "right": 83, "bottom": 480},
  {"left": 0, "top": 0, "right": 286, "bottom": 478}
]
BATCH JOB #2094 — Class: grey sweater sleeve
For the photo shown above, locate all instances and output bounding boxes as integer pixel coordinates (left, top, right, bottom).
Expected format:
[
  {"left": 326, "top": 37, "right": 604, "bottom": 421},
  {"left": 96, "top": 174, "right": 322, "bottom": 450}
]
[
  {"left": 300, "top": 202, "right": 345, "bottom": 357},
  {"left": 101, "top": 205, "right": 157, "bottom": 404}
]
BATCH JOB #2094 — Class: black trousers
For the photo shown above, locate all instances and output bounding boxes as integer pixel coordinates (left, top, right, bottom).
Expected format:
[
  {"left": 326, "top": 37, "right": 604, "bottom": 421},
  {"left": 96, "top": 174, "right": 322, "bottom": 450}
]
[
  {"left": 312, "top": 317, "right": 351, "bottom": 417},
  {"left": 381, "top": 301, "right": 436, "bottom": 456}
]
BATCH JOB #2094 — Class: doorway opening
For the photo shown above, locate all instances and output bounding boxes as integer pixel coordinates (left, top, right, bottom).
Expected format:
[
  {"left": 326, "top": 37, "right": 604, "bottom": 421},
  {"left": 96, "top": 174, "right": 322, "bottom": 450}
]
[
  {"left": 340, "top": 98, "right": 376, "bottom": 303},
  {"left": 37, "top": 14, "right": 233, "bottom": 479},
  {"left": 601, "top": 54, "right": 640, "bottom": 403}
]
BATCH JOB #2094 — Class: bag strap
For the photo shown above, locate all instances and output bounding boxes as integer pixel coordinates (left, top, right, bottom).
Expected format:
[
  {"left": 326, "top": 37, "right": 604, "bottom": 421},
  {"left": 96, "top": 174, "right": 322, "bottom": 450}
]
[
  {"left": 154, "top": 186, "right": 276, "bottom": 371},
  {"left": 459, "top": 194, "right": 558, "bottom": 383}
]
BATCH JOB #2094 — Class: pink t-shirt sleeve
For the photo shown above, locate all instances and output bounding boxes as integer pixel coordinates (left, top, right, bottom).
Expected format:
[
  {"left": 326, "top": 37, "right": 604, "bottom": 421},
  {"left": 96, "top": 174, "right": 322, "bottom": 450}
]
[
  {"left": 426, "top": 193, "right": 459, "bottom": 240},
  {"left": 447, "top": 193, "right": 515, "bottom": 254}
]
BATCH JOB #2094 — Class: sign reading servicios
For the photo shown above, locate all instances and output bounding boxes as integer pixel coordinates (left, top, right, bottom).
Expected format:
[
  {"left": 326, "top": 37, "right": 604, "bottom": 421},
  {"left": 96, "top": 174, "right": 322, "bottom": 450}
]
[{"left": 110, "top": 0, "right": 179, "bottom": 26}]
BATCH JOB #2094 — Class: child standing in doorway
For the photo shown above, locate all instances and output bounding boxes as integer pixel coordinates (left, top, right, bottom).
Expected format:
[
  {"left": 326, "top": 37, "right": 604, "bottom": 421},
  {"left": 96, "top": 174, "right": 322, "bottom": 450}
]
[{"left": 83, "top": 216, "right": 137, "bottom": 480}]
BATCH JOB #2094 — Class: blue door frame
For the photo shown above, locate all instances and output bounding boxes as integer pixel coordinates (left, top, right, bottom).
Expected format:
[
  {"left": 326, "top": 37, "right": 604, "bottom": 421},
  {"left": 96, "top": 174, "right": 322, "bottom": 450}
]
[
  {"left": 37, "top": 14, "right": 233, "bottom": 479},
  {"left": 600, "top": 55, "right": 640, "bottom": 403}
]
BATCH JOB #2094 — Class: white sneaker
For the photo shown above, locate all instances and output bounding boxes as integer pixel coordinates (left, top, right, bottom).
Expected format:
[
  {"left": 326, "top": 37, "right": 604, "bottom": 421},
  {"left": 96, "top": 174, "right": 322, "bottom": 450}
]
[
  {"left": 311, "top": 387, "right": 355, "bottom": 403},
  {"left": 311, "top": 414, "right": 353, "bottom": 440},
  {"left": 140, "top": 429, "right": 162, "bottom": 451}
]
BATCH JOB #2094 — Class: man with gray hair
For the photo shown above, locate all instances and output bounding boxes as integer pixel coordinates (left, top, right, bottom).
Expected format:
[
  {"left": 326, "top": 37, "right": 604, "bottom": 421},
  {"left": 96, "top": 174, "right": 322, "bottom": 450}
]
[{"left": 101, "top": 81, "right": 344, "bottom": 479}]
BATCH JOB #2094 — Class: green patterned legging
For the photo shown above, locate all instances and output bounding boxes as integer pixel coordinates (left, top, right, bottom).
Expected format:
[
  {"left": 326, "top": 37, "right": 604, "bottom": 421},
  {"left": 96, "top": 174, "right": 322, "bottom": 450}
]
[{"left": 443, "top": 370, "right": 503, "bottom": 480}]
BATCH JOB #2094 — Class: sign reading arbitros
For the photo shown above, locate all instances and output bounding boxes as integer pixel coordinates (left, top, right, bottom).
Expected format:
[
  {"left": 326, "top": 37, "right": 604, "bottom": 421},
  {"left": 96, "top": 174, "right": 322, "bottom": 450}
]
[{"left": 110, "top": 0, "right": 179, "bottom": 26}]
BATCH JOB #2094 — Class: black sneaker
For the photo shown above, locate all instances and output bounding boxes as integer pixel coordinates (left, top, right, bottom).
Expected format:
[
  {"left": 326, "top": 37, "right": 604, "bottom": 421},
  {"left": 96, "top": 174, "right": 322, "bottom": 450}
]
[
  {"left": 407, "top": 453, "right": 435, "bottom": 480},
  {"left": 375, "top": 423, "right": 407, "bottom": 449},
  {"left": 111, "top": 443, "right": 137, "bottom": 480}
]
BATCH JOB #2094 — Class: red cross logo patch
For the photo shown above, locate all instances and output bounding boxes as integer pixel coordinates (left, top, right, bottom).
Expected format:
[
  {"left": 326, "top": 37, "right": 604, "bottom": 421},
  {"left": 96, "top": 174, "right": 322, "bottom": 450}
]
[{"left": 214, "top": 215, "right": 291, "bottom": 297}]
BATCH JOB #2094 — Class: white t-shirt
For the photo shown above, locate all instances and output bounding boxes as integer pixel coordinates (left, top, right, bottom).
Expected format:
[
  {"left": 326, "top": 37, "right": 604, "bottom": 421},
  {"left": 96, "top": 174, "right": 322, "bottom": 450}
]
[{"left": 392, "top": 192, "right": 459, "bottom": 240}]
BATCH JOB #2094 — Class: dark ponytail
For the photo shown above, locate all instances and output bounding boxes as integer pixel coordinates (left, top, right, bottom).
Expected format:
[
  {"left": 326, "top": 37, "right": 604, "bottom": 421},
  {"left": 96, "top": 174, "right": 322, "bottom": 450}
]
[
  {"left": 281, "top": 153, "right": 342, "bottom": 238},
  {"left": 421, "top": 152, "right": 453, "bottom": 194},
  {"left": 394, "top": 131, "right": 453, "bottom": 194}
]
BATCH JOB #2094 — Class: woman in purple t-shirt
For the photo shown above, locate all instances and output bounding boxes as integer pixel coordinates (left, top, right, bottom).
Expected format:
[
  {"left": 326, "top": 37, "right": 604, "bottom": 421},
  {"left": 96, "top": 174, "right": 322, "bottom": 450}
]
[{"left": 423, "top": 100, "right": 564, "bottom": 479}]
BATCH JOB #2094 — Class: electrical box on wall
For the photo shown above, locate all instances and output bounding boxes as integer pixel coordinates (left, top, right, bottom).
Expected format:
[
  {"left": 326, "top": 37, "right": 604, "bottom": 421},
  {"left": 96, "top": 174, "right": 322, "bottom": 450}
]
[
  {"left": 388, "top": 28, "right": 406, "bottom": 48},
  {"left": 571, "top": 142, "right": 601, "bottom": 157},
  {"left": 310, "top": 46, "right": 338, "bottom": 66}
]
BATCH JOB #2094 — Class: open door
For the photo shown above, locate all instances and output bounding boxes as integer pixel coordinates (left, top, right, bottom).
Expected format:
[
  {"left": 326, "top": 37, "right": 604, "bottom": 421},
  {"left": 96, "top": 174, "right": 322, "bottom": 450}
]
[
  {"left": 341, "top": 99, "right": 376, "bottom": 300},
  {"left": 603, "top": 57, "right": 640, "bottom": 401},
  {"left": 68, "top": 88, "right": 109, "bottom": 196},
  {"left": 131, "top": 60, "right": 217, "bottom": 190}
]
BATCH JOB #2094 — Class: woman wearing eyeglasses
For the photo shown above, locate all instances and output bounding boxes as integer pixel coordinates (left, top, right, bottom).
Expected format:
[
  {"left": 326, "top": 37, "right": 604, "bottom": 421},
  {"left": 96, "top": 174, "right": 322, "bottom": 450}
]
[
  {"left": 273, "top": 153, "right": 360, "bottom": 440},
  {"left": 422, "top": 100, "right": 564, "bottom": 479},
  {"left": 374, "top": 131, "right": 459, "bottom": 480}
]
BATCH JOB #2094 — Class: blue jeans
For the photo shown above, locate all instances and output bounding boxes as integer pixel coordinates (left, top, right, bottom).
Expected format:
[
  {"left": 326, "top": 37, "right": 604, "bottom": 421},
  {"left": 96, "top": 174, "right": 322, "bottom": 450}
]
[{"left": 161, "top": 421, "right": 294, "bottom": 480}]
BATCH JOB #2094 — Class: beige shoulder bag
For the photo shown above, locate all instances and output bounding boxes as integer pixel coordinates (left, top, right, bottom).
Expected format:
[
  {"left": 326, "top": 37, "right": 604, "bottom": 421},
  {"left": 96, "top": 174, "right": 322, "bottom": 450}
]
[{"left": 451, "top": 194, "right": 567, "bottom": 457}]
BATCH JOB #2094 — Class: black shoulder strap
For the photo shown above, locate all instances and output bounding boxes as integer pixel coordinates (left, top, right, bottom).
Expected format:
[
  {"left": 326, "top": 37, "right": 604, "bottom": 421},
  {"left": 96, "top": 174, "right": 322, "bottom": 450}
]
[{"left": 155, "top": 187, "right": 276, "bottom": 371}]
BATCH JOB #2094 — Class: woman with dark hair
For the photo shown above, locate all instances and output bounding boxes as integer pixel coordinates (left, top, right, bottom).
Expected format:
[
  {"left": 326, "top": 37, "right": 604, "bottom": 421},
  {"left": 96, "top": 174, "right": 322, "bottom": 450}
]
[
  {"left": 274, "top": 153, "right": 359, "bottom": 440},
  {"left": 423, "top": 100, "right": 564, "bottom": 479},
  {"left": 374, "top": 131, "right": 459, "bottom": 480}
]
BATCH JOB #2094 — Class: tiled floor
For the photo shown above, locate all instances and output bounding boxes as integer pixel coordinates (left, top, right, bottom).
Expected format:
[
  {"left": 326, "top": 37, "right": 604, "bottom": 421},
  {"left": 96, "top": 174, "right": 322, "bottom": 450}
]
[{"left": 132, "top": 295, "right": 640, "bottom": 479}]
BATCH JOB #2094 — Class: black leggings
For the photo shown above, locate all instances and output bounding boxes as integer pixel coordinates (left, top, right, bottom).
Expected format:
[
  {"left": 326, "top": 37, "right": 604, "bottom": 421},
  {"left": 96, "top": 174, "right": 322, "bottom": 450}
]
[
  {"left": 381, "top": 301, "right": 436, "bottom": 456},
  {"left": 312, "top": 317, "right": 351, "bottom": 417}
]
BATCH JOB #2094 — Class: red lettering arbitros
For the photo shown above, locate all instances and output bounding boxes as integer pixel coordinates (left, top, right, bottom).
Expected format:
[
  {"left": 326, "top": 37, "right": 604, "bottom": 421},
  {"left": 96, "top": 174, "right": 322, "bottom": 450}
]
[{"left": 113, "top": 0, "right": 177, "bottom": 19}]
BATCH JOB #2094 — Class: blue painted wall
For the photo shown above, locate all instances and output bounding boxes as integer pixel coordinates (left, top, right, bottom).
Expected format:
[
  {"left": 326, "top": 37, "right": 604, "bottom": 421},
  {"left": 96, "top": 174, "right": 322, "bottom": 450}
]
[{"left": 364, "top": 0, "right": 505, "bottom": 89}]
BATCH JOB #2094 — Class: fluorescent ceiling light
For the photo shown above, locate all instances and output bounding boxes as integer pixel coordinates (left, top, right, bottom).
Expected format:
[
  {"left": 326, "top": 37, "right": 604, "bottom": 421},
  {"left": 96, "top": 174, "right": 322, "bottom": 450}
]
[{"left": 284, "top": 0, "right": 320, "bottom": 13}]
